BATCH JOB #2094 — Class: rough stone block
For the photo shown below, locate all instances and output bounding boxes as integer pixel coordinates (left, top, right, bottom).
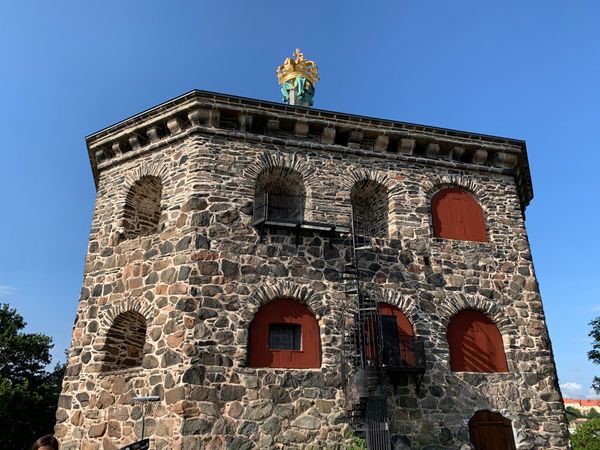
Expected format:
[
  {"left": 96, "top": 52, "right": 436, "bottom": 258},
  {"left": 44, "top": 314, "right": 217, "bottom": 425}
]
[
  {"left": 167, "top": 117, "right": 184, "bottom": 134},
  {"left": 472, "top": 148, "right": 488, "bottom": 164},
  {"left": 398, "top": 138, "right": 415, "bottom": 154},
  {"left": 321, "top": 127, "right": 335, "bottom": 144},
  {"left": 294, "top": 121, "right": 309, "bottom": 136},
  {"left": 373, "top": 135, "right": 389, "bottom": 152}
]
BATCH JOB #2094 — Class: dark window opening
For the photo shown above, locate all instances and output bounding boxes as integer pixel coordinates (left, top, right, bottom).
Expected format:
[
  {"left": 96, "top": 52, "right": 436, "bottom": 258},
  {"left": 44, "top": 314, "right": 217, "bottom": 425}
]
[
  {"left": 253, "top": 167, "right": 306, "bottom": 225},
  {"left": 269, "top": 323, "right": 301, "bottom": 350},
  {"left": 381, "top": 315, "right": 401, "bottom": 366}
]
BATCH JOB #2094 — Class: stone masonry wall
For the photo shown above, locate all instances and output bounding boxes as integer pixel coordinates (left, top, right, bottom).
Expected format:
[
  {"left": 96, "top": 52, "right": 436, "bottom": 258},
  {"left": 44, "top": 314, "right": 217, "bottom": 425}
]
[{"left": 56, "top": 124, "right": 569, "bottom": 449}]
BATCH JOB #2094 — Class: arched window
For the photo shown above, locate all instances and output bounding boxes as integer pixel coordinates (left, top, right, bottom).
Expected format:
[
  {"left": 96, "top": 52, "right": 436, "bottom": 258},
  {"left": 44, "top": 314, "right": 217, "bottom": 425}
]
[
  {"left": 378, "top": 304, "right": 414, "bottom": 368},
  {"left": 100, "top": 311, "right": 147, "bottom": 372},
  {"left": 431, "top": 188, "right": 487, "bottom": 242},
  {"left": 123, "top": 175, "right": 163, "bottom": 239},
  {"left": 253, "top": 167, "right": 306, "bottom": 225},
  {"left": 351, "top": 180, "right": 388, "bottom": 238},
  {"left": 447, "top": 310, "right": 508, "bottom": 373},
  {"left": 469, "top": 411, "right": 516, "bottom": 450},
  {"left": 249, "top": 298, "right": 320, "bottom": 369}
]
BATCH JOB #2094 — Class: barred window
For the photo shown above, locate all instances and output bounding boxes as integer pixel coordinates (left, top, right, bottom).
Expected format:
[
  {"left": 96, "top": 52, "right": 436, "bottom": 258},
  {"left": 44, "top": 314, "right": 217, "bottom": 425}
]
[{"left": 269, "top": 324, "right": 301, "bottom": 350}]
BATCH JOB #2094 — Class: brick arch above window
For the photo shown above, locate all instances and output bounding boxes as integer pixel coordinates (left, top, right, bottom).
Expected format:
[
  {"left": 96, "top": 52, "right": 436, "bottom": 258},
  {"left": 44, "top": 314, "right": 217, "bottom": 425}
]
[
  {"left": 431, "top": 188, "right": 487, "bottom": 242},
  {"left": 448, "top": 310, "right": 508, "bottom": 373},
  {"left": 249, "top": 298, "right": 321, "bottom": 369},
  {"left": 244, "top": 152, "right": 317, "bottom": 194},
  {"left": 422, "top": 175, "right": 489, "bottom": 207}
]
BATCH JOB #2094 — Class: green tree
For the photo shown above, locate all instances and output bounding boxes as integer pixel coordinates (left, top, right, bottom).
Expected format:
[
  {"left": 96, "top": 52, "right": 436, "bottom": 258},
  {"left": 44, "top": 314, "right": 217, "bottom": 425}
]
[
  {"left": 0, "top": 303, "right": 65, "bottom": 450},
  {"left": 572, "top": 418, "right": 600, "bottom": 450},
  {"left": 567, "top": 406, "right": 583, "bottom": 423},
  {"left": 589, "top": 408, "right": 600, "bottom": 419},
  {"left": 588, "top": 318, "right": 600, "bottom": 393}
]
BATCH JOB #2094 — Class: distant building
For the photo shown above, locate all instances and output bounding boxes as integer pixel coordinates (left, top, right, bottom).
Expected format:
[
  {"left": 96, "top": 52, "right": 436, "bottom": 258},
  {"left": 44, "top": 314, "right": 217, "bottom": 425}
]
[
  {"left": 564, "top": 398, "right": 600, "bottom": 415},
  {"left": 55, "top": 50, "right": 569, "bottom": 449},
  {"left": 564, "top": 399, "right": 600, "bottom": 435}
]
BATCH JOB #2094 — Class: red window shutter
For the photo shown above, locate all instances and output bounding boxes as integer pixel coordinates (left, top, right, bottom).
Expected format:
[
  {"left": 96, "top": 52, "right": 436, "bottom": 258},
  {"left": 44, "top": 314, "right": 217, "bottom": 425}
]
[
  {"left": 432, "top": 188, "right": 487, "bottom": 242},
  {"left": 249, "top": 299, "right": 320, "bottom": 369},
  {"left": 448, "top": 310, "right": 508, "bottom": 373}
]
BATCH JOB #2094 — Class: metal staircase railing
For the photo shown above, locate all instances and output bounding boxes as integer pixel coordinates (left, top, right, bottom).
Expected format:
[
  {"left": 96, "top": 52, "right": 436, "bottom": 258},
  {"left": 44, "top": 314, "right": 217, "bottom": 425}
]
[{"left": 340, "top": 206, "right": 392, "bottom": 450}]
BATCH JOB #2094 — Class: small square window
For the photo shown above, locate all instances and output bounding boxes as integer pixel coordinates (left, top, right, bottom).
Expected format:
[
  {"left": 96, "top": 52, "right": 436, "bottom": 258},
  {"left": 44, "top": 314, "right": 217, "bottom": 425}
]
[{"left": 269, "top": 324, "right": 301, "bottom": 350}]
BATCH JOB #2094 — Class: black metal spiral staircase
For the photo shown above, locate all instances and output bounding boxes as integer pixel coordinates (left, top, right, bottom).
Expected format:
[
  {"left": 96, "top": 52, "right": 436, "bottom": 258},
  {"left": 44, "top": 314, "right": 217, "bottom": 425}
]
[
  {"left": 340, "top": 208, "right": 426, "bottom": 450},
  {"left": 340, "top": 210, "right": 392, "bottom": 450}
]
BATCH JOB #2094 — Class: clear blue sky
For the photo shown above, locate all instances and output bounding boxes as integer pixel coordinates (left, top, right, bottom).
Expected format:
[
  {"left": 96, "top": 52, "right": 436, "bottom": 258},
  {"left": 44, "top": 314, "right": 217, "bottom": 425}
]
[{"left": 1, "top": 1, "right": 598, "bottom": 398}]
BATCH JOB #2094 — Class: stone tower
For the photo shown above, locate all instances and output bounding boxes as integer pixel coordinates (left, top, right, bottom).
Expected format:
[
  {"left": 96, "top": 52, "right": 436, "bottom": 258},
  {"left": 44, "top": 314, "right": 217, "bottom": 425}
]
[{"left": 56, "top": 51, "right": 569, "bottom": 449}]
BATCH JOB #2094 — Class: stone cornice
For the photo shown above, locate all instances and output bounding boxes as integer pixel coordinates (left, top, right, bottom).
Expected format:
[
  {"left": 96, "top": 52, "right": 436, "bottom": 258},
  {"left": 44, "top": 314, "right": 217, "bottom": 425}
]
[{"left": 85, "top": 90, "right": 533, "bottom": 210}]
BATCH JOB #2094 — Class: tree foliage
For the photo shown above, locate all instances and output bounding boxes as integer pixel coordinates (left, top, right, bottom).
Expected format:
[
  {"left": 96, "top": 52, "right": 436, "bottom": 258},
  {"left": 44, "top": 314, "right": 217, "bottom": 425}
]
[
  {"left": 588, "top": 318, "right": 600, "bottom": 393},
  {"left": 572, "top": 418, "right": 600, "bottom": 450},
  {"left": 0, "top": 303, "right": 65, "bottom": 450},
  {"left": 567, "top": 406, "right": 583, "bottom": 423}
]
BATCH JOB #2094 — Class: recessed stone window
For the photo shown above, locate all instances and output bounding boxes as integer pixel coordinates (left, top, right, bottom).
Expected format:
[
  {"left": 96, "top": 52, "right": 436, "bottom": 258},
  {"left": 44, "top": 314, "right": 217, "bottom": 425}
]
[
  {"left": 249, "top": 298, "right": 320, "bottom": 369},
  {"left": 122, "top": 175, "right": 162, "bottom": 239},
  {"left": 351, "top": 180, "right": 388, "bottom": 238},
  {"left": 447, "top": 310, "right": 507, "bottom": 373},
  {"left": 253, "top": 167, "right": 306, "bottom": 224},
  {"left": 100, "top": 311, "right": 147, "bottom": 372},
  {"left": 431, "top": 188, "right": 487, "bottom": 242}
]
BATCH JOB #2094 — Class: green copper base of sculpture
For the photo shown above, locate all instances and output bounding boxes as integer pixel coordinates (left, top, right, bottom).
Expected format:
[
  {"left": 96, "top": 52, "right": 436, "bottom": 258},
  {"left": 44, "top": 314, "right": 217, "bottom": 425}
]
[{"left": 280, "top": 76, "right": 315, "bottom": 107}]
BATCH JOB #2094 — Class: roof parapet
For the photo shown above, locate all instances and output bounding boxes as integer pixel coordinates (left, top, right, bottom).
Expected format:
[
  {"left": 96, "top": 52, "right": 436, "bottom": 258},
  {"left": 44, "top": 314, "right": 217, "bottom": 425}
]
[{"left": 86, "top": 89, "right": 533, "bottom": 210}]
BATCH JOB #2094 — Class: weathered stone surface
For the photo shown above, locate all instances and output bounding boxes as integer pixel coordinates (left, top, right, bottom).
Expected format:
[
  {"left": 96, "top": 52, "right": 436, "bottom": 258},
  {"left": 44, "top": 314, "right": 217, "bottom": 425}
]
[
  {"left": 292, "top": 414, "right": 320, "bottom": 430},
  {"left": 220, "top": 383, "right": 246, "bottom": 402},
  {"left": 88, "top": 423, "right": 107, "bottom": 438},
  {"left": 227, "top": 435, "right": 254, "bottom": 450},
  {"left": 181, "top": 418, "right": 212, "bottom": 435},
  {"left": 242, "top": 400, "right": 272, "bottom": 421}
]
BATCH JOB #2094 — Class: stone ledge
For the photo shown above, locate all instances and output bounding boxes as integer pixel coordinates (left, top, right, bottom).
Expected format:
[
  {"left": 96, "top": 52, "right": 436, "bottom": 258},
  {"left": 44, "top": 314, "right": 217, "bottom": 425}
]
[{"left": 85, "top": 90, "right": 532, "bottom": 210}]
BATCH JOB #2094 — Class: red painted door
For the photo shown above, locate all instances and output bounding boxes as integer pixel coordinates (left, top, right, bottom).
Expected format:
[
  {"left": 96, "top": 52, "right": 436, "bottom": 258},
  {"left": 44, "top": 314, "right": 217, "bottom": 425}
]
[
  {"left": 469, "top": 411, "right": 516, "bottom": 450},
  {"left": 378, "top": 304, "right": 414, "bottom": 367}
]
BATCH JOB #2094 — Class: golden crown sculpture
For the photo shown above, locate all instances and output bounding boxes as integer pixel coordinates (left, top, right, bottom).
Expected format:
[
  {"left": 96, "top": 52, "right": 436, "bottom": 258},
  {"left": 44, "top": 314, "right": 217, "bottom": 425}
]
[{"left": 276, "top": 48, "right": 319, "bottom": 87}]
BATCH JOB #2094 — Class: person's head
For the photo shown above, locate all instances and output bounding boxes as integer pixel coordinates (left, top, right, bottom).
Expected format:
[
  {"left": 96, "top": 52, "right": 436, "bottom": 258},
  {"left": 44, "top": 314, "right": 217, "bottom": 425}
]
[{"left": 32, "top": 435, "right": 59, "bottom": 450}]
